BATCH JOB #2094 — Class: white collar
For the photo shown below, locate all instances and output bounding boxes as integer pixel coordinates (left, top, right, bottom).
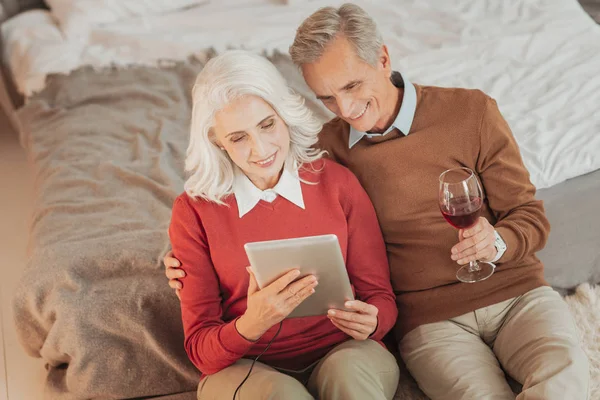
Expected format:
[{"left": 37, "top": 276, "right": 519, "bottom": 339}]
[
  {"left": 349, "top": 72, "right": 417, "bottom": 148},
  {"left": 233, "top": 160, "right": 305, "bottom": 218}
]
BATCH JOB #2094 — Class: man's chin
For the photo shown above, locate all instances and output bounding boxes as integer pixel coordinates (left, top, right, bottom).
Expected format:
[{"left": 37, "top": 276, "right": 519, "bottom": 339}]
[{"left": 347, "top": 120, "right": 375, "bottom": 133}]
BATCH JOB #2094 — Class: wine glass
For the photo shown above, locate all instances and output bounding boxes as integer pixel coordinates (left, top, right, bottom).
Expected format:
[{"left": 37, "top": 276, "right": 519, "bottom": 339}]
[{"left": 439, "top": 167, "right": 495, "bottom": 283}]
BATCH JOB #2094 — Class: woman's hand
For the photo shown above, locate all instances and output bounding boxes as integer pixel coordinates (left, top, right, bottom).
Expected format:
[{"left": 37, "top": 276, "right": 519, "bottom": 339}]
[
  {"left": 164, "top": 250, "right": 185, "bottom": 299},
  {"left": 236, "top": 268, "right": 318, "bottom": 341},
  {"left": 327, "top": 300, "right": 379, "bottom": 340}
]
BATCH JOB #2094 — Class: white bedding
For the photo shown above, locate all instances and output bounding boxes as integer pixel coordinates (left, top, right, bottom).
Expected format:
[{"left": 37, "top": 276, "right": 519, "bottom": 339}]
[{"left": 2, "top": 0, "right": 599, "bottom": 189}]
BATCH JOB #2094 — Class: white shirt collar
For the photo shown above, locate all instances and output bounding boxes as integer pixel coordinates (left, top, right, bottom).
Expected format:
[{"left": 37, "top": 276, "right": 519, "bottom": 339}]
[
  {"left": 349, "top": 72, "right": 417, "bottom": 148},
  {"left": 233, "top": 160, "right": 305, "bottom": 218}
]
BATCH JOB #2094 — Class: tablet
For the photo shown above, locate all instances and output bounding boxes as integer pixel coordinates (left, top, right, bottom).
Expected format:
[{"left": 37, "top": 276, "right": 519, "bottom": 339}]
[{"left": 244, "top": 234, "right": 355, "bottom": 318}]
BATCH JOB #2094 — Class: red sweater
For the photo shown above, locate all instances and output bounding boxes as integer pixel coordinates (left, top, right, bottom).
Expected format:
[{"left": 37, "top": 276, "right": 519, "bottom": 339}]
[{"left": 168, "top": 159, "right": 397, "bottom": 375}]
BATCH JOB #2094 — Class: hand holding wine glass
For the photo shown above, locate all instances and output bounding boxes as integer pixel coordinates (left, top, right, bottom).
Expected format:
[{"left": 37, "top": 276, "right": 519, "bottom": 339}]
[
  {"left": 439, "top": 167, "right": 495, "bottom": 283},
  {"left": 451, "top": 217, "right": 497, "bottom": 265}
]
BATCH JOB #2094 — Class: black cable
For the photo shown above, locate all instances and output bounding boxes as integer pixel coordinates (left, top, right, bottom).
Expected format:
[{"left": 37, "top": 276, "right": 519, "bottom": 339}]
[{"left": 232, "top": 321, "right": 284, "bottom": 400}]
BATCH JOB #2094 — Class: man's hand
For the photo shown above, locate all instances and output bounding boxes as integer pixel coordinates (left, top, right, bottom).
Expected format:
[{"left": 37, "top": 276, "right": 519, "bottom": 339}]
[
  {"left": 327, "top": 300, "right": 378, "bottom": 340},
  {"left": 164, "top": 250, "right": 185, "bottom": 299},
  {"left": 451, "top": 217, "right": 497, "bottom": 265}
]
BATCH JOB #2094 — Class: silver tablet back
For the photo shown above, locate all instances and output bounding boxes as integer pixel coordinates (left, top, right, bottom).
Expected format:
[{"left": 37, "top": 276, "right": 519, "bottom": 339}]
[{"left": 244, "top": 234, "right": 355, "bottom": 318}]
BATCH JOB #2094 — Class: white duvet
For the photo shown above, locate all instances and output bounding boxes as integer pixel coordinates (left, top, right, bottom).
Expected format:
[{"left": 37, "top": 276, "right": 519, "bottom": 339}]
[{"left": 2, "top": 0, "right": 599, "bottom": 189}]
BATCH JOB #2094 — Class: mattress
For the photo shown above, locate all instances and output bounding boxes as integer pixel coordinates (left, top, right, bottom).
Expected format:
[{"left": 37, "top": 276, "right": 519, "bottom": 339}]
[{"left": 2, "top": 0, "right": 600, "bottom": 190}]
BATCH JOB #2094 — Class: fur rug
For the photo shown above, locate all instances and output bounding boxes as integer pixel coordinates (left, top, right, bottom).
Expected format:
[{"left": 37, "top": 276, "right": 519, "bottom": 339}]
[
  {"left": 565, "top": 284, "right": 600, "bottom": 398},
  {"left": 394, "top": 284, "right": 600, "bottom": 399}
]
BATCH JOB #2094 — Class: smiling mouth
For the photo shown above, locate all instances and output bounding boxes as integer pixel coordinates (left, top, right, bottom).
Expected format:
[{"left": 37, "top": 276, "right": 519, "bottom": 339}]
[
  {"left": 349, "top": 102, "right": 370, "bottom": 120},
  {"left": 253, "top": 152, "right": 277, "bottom": 166}
]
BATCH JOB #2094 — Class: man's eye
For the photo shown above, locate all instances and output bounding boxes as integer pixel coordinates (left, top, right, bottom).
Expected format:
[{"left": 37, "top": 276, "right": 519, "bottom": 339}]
[
  {"left": 262, "top": 121, "right": 275, "bottom": 130},
  {"left": 347, "top": 83, "right": 359, "bottom": 90}
]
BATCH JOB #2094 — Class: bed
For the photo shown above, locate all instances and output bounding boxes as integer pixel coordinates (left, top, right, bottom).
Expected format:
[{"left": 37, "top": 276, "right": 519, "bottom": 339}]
[{"left": 1, "top": 0, "right": 599, "bottom": 399}]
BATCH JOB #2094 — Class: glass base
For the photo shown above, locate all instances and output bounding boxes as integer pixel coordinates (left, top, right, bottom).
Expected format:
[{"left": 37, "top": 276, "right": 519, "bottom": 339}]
[{"left": 456, "top": 261, "right": 495, "bottom": 283}]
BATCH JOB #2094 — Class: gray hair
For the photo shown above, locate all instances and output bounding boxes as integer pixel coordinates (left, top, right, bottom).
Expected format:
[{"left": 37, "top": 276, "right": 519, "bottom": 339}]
[
  {"left": 289, "top": 3, "right": 383, "bottom": 67},
  {"left": 185, "top": 50, "right": 325, "bottom": 204}
]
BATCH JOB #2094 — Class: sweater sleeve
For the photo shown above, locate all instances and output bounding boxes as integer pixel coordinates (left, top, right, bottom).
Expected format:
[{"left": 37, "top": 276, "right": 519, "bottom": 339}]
[
  {"left": 168, "top": 196, "right": 254, "bottom": 375},
  {"left": 340, "top": 169, "right": 398, "bottom": 341},
  {"left": 476, "top": 97, "right": 551, "bottom": 264}
]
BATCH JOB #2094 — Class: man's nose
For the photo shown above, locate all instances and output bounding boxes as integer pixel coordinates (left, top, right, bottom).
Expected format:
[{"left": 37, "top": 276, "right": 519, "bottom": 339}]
[{"left": 337, "top": 96, "right": 355, "bottom": 119}]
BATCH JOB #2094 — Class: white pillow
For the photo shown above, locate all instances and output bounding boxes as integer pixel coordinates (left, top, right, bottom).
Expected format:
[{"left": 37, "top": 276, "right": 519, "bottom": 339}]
[{"left": 45, "top": 0, "right": 208, "bottom": 38}]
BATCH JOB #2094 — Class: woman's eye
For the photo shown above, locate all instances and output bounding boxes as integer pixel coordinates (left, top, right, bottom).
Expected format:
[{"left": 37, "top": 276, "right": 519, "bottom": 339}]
[
  {"left": 231, "top": 135, "right": 245, "bottom": 143},
  {"left": 262, "top": 121, "right": 275, "bottom": 130}
]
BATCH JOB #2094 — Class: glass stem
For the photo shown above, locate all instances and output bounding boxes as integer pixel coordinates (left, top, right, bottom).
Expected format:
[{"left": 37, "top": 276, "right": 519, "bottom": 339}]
[{"left": 468, "top": 260, "right": 481, "bottom": 272}]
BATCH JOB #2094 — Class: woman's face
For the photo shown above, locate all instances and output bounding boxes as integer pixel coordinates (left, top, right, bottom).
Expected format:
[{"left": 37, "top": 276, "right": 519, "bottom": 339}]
[{"left": 212, "top": 95, "right": 291, "bottom": 190}]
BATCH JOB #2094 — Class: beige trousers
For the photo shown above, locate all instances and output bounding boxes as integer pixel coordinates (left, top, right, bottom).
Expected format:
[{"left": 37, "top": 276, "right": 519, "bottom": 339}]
[
  {"left": 399, "top": 286, "right": 589, "bottom": 400},
  {"left": 197, "top": 339, "right": 399, "bottom": 400}
]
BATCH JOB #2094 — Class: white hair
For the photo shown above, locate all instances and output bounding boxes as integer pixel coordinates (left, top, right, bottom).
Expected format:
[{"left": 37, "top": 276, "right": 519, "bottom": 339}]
[
  {"left": 289, "top": 3, "right": 383, "bottom": 67},
  {"left": 184, "top": 50, "right": 325, "bottom": 204}
]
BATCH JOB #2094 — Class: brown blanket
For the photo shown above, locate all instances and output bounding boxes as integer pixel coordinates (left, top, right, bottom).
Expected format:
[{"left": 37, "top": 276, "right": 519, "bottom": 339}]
[{"left": 13, "top": 51, "right": 335, "bottom": 399}]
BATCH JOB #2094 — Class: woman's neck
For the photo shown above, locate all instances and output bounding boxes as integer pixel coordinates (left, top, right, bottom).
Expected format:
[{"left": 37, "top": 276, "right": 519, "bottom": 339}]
[{"left": 248, "top": 168, "right": 284, "bottom": 191}]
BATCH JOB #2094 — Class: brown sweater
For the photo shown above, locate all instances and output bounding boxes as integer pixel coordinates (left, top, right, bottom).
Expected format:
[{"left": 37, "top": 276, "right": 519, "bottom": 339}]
[{"left": 318, "top": 84, "right": 550, "bottom": 339}]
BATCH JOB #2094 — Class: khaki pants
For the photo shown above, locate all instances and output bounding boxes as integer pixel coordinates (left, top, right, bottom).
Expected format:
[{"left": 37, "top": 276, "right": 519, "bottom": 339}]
[
  {"left": 197, "top": 339, "right": 399, "bottom": 400},
  {"left": 399, "top": 286, "right": 589, "bottom": 400}
]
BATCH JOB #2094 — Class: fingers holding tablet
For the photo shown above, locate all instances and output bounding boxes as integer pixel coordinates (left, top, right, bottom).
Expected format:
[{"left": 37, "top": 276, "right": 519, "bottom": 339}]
[
  {"left": 264, "top": 268, "right": 301, "bottom": 294},
  {"left": 327, "top": 300, "right": 379, "bottom": 340},
  {"left": 282, "top": 275, "right": 318, "bottom": 303},
  {"left": 263, "top": 270, "right": 318, "bottom": 311},
  {"left": 238, "top": 268, "right": 319, "bottom": 340}
]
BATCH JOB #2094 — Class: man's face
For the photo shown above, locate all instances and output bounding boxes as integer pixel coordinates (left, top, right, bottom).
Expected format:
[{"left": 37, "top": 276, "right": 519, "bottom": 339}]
[{"left": 301, "top": 35, "right": 394, "bottom": 133}]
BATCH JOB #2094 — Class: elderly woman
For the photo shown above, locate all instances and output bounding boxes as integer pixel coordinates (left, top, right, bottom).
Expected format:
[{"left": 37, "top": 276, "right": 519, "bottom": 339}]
[{"left": 168, "top": 50, "right": 399, "bottom": 400}]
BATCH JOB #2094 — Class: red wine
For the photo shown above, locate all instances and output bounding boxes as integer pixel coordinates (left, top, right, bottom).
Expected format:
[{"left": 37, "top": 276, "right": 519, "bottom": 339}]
[{"left": 441, "top": 196, "right": 482, "bottom": 229}]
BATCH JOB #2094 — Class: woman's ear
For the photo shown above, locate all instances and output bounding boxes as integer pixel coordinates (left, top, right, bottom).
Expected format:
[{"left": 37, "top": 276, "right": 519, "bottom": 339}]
[{"left": 208, "top": 131, "right": 225, "bottom": 150}]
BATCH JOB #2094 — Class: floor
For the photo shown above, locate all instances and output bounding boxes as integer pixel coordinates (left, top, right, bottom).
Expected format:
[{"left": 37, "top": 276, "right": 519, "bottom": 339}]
[{"left": 0, "top": 110, "right": 45, "bottom": 399}]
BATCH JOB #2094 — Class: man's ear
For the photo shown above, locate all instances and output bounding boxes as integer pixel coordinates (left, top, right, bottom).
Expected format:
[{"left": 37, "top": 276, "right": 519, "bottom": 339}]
[{"left": 379, "top": 44, "right": 392, "bottom": 77}]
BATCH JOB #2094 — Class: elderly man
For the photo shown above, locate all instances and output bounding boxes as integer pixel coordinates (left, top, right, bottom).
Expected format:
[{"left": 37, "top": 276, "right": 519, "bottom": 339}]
[{"left": 165, "top": 3, "right": 589, "bottom": 399}]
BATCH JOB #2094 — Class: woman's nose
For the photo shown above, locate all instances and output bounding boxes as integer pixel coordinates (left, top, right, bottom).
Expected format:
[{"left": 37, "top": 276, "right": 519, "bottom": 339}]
[{"left": 251, "top": 138, "right": 269, "bottom": 158}]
